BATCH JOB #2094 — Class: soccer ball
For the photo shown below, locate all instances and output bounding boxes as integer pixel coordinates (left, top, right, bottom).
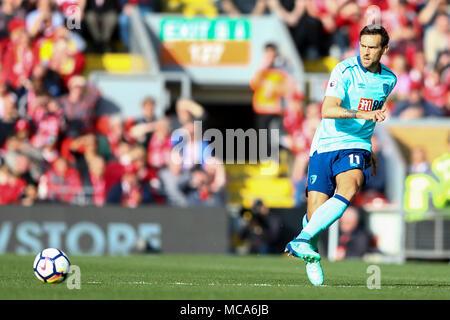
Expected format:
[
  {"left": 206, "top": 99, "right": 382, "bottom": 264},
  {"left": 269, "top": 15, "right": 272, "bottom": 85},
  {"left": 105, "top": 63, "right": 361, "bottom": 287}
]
[{"left": 33, "top": 248, "right": 71, "bottom": 283}]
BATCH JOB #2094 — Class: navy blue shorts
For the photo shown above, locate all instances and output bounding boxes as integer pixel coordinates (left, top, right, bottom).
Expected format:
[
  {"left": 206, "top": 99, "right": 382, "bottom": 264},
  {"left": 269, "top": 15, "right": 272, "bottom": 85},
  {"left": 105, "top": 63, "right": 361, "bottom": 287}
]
[{"left": 306, "top": 149, "right": 371, "bottom": 197}]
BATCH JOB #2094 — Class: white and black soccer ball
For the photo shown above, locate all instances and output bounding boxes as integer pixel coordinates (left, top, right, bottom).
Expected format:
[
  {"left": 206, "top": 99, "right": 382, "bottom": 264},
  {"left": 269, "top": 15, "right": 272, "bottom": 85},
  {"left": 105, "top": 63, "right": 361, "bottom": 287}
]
[{"left": 33, "top": 248, "right": 71, "bottom": 283}]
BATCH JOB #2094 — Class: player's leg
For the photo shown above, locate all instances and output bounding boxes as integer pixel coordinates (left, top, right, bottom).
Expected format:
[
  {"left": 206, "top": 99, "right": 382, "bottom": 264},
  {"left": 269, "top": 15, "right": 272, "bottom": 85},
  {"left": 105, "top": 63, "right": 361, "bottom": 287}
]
[
  {"left": 307, "top": 191, "right": 330, "bottom": 220},
  {"left": 302, "top": 191, "right": 329, "bottom": 251},
  {"left": 288, "top": 192, "right": 327, "bottom": 284},
  {"left": 295, "top": 149, "right": 370, "bottom": 252},
  {"left": 285, "top": 151, "right": 335, "bottom": 263},
  {"left": 334, "top": 169, "right": 365, "bottom": 203},
  {"left": 302, "top": 191, "right": 329, "bottom": 286},
  {"left": 297, "top": 169, "right": 364, "bottom": 247}
]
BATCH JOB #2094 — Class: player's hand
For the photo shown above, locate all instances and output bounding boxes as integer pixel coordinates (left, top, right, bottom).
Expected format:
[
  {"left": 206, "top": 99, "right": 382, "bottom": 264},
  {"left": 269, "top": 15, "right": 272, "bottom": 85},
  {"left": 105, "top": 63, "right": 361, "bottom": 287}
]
[{"left": 358, "top": 109, "right": 387, "bottom": 122}]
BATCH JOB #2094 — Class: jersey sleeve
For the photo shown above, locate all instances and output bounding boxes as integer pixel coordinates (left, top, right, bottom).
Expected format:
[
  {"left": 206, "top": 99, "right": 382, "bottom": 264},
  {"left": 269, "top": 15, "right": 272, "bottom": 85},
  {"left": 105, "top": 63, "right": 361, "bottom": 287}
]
[
  {"left": 389, "top": 76, "right": 397, "bottom": 96},
  {"left": 324, "top": 64, "right": 348, "bottom": 101}
]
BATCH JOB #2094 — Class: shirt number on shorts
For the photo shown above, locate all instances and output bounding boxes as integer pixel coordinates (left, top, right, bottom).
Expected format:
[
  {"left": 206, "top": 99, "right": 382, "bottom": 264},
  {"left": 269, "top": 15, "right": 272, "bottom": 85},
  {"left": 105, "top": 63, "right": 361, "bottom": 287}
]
[{"left": 349, "top": 154, "right": 361, "bottom": 165}]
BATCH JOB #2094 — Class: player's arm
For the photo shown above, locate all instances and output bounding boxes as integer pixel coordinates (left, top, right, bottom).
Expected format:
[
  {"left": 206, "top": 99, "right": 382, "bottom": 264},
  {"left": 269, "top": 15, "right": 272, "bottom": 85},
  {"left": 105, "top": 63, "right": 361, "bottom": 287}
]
[{"left": 321, "top": 96, "right": 387, "bottom": 122}]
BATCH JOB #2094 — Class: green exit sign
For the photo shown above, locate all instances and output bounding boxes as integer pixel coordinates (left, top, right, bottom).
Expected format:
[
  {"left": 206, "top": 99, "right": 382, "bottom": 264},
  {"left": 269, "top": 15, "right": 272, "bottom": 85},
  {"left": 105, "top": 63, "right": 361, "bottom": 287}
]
[{"left": 160, "top": 17, "right": 250, "bottom": 41}]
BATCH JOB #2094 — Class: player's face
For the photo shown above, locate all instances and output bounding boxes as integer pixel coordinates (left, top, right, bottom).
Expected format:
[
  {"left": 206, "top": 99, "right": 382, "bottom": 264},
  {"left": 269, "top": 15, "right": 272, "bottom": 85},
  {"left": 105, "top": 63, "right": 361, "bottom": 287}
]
[{"left": 359, "top": 34, "right": 388, "bottom": 71}]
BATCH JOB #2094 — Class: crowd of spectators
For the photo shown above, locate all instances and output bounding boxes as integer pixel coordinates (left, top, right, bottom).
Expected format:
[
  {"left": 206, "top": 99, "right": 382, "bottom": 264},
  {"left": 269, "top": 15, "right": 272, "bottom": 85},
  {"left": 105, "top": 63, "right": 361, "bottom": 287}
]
[
  {"left": 0, "top": 76, "right": 227, "bottom": 207},
  {"left": 241, "top": 0, "right": 450, "bottom": 123},
  {"left": 244, "top": 0, "right": 449, "bottom": 208},
  {"left": 153, "top": 0, "right": 449, "bottom": 121},
  {"left": 0, "top": 0, "right": 448, "bottom": 209},
  {"left": 0, "top": 0, "right": 232, "bottom": 207}
]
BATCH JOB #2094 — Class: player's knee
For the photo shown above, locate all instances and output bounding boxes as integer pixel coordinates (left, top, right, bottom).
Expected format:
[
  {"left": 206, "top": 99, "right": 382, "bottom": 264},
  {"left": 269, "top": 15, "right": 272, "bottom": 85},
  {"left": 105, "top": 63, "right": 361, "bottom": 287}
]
[
  {"left": 336, "top": 172, "right": 364, "bottom": 201},
  {"left": 336, "top": 184, "right": 360, "bottom": 201}
]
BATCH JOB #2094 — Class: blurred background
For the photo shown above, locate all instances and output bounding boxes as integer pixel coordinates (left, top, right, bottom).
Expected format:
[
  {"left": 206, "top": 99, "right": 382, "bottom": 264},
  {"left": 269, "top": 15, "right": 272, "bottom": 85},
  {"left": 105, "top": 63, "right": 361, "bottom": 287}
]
[{"left": 0, "top": 0, "right": 448, "bottom": 262}]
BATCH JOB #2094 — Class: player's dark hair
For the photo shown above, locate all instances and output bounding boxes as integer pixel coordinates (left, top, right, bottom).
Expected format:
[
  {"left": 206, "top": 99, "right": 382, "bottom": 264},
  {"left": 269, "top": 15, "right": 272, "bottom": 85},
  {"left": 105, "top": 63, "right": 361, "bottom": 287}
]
[
  {"left": 142, "top": 96, "right": 155, "bottom": 106},
  {"left": 264, "top": 42, "right": 278, "bottom": 53},
  {"left": 359, "top": 25, "right": 390, "bottom": 47}
]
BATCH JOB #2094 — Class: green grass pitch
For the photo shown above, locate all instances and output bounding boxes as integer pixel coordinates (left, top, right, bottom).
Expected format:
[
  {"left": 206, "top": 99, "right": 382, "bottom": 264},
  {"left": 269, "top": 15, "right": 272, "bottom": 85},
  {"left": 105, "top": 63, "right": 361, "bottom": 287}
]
[{"left": 1, "top": 254, "right": 449, "bottom": 300}]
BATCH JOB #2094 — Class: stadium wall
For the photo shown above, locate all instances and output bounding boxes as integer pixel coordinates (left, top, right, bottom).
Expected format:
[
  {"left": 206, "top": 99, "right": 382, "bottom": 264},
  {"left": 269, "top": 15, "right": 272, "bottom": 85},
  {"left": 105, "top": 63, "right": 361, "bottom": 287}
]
[{"left": 0, "top": 206, "right": 229, "bottom": 255}]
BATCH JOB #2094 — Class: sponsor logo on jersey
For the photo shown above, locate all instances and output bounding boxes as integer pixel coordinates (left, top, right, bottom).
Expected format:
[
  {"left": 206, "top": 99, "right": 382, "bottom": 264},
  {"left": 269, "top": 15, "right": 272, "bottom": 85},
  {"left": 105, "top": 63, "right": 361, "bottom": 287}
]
[
  {"left": 358, "top": 98, "right": 374, "bottom": 111},
  {"left": 329, "top": 80, "right": 337, "bottom": 88},
  {"left": 358, "top": 98, "right": 385, "bottom": 111},
  {"left": 310, "top": 175, "right": 317, "bottom": 185}
]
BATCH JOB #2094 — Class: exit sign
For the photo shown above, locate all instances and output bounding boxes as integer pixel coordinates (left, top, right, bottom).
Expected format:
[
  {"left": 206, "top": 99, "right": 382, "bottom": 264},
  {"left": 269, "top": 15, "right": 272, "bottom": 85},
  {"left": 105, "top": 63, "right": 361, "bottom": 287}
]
[{"left": 160, "top": 17, "right": 251, "bottom": 67}]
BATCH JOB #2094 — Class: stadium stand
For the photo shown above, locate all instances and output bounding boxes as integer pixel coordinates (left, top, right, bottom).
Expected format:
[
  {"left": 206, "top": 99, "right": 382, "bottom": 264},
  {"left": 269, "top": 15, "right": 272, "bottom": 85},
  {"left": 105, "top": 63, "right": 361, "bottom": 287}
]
[{"left": 0, "top": 0, "right": 448, "bottom": 259}]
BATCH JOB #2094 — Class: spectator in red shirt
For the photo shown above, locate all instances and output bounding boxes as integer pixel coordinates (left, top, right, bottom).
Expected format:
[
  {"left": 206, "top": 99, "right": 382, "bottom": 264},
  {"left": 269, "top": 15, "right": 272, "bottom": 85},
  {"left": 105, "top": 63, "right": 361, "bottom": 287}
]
[
  {"left": 332, "top": 1, "right": 362, "bottom": 51},
  {"left": 3, "top": 30, "right": 36, "bottom": 93},
  {"left": 36, "top": 26, "right": 86, "bottom": 88},
  {"left": 147, "top": 118, "right": 172, "bottom": 170},
  {"left": 389, "top": 54, "right": 412, "bottom": 101},
  {"left": 130, "top": 145, "right": 156, "bottom": 182},
  {"left": 0, "top": 165, "right": 26, "bottom": 205},
  {"left": 68, "top": 133, "right": 107, "bottom": 206},
  {"left": 103, "top": 140, "right": 132, "bottom": 194},
  {"left": 30, "top": 98, "right": 65, "bottom": 149},
  {"left": 383, "top": 0, "right": 422, "bottom": 54},
  {"left": 282, "top": 90, "right": 304, "bottom": 139},
  {"left": 409, "top": 50, "right": 427, "bottom": 86},
  {"left": 58, "top": 75, "right": 100, "bottom": 137},
  {"left": 130, "top": 145, "right": 164, "bottom": 202},
  {"left": 0, "top": 17, "right": 25, "bottom": 59},
  {"left": 38, "top": 156, "right": 83, "bottom": 204},
  {"left": 17, "top": 78, "right": 49, "bottom": 125},
  {"left": 93, "top": 114, "right": 128, "bottom": 160},
  {"left": 69, "top": 133, "right": 98, "bottom": 164},
  {"left": 55, "top": 0, "right": 86, "bottom": 21},
  {"left": 106, "top": 114, "right": 126, "bottom": 158},
  {"left": 13, "top": 118, "right": 31, "bottom": 142},
  {"left": 422, "top": 69, "right": 448, "bottom": 109},
  {"left": 0, "top": 0, "right": 27, "bottom": 40},
  {"left": 290, "top": 101, "right": 321, "bottom": 206},
  {"left": 282, "top": 93, "right": 309, "bottom": 182},
  {"left": 106, "top": 162, "right": 154, "bottom": 208}
]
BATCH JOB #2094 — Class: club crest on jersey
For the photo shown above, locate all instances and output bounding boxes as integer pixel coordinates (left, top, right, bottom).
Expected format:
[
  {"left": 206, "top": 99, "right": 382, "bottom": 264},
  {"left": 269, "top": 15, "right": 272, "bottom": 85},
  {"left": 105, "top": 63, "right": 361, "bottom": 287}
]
[
  {"left": 358, "top": 98, "right": 374, "bottom": 111},
  {"left": 383, "top": 83, "right": 390, "bottom": 95}
]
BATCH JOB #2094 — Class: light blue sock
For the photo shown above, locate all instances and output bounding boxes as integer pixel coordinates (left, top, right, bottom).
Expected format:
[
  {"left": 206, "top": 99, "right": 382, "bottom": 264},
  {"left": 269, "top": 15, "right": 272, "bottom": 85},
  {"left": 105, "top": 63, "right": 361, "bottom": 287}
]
[
  {"left": 302, "top": 213, "right": 309, "bottom": 229},
  {"left": 298, "top": 194, "right": 350, "bottom": 241},
  {"left": 294, "top": 213, "right": 308, "bottom": 237},
  {"left": 296, "top": 213, "right": 320, "bottom": 251}
]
